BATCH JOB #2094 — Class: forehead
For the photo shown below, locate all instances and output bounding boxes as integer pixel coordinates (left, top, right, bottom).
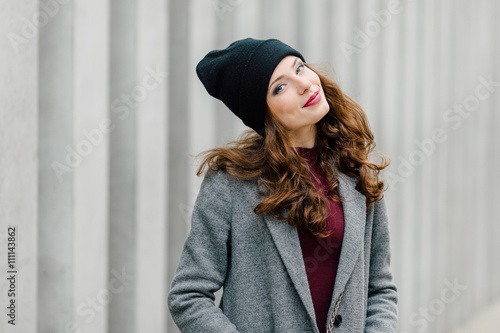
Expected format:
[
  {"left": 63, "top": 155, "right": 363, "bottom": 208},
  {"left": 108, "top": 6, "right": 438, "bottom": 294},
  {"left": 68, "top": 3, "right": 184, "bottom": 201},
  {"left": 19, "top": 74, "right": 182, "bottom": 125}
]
[{"left": 270, "top": 55, "right": 299, "bottom": 78}]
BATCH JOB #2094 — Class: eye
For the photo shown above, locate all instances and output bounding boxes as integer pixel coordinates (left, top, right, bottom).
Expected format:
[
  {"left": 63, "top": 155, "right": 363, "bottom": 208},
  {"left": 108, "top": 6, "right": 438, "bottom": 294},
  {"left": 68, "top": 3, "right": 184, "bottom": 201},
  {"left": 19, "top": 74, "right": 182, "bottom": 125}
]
[
  {"left": 272, "top": 61, "right": 305, "bottom": 96},
  {"left": 296, "top": 62, "right": 305, "bottom": 74},
  {"left": 273, "top": 84, "right": 285, "bottom": 95}
]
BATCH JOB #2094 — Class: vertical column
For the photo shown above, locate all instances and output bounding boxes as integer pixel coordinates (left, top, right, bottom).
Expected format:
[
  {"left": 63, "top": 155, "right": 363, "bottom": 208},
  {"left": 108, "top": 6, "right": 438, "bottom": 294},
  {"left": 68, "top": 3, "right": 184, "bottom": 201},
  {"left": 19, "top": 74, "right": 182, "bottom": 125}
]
[
  {"left": 330, "top": 0, "right": 358, "bottom": 95},
  {"left": 419, "top": 1, "right": 439, "bottom": 331},
  {"left": 233, "top": 0, "right": 262, "bottom": 40},
  {"left": 261, "top": 0, "right": 299, "bottom": 46},
  {"left": 378, "top": 1, "right": 404, "bottom": 323},
  {"left": 108, "top": 0, "right": 137, "bottom": 332},
  {"left": 454, "top": 0, "right": 472, "bottom": 326},
  {"left": 356, "top": 0, "right": 383, "bottom": 133},
  {"left": 135, "top": 0, "right": 169, "bottom": 331},
  {"left": 188, "top": 0, "right": 218, "bottom": 194},
  {"left": 0, "top": 1, "right": 38, "bottom": 332},
  {"left": 471, "top": 0, "right": 494, "bottom": 309},
  {"left": 38, "top": 0, "right": 75, "bottom": 332},
  {"left": 231, "top": 0, "right": 261, "bottom": 138},
  {"left": 397, "top": 0, "right": 420, "bottom": 330},
  {"left": 461, "top": 0, "right": 476, "bottom": 322},
  {"left": 167, "top": 0, "right": 190, "bottom": 331},
  {"left": 434, "top": 0, "right": 453, "bottom": 331},
  {"left": 492, "top": 0, "right": 500, "bottom": 300},
  {"left": 72, "top": 0, "right": 110, "bottom": 332},
  {"left": 377, "top": 0, "right": 405, "bottom": 148},
  {"left": 297, "top": 0, "right": 330, "bottom": 63},
  {"left": 214, "top": 0, "right": 239, "bottom": 143}
]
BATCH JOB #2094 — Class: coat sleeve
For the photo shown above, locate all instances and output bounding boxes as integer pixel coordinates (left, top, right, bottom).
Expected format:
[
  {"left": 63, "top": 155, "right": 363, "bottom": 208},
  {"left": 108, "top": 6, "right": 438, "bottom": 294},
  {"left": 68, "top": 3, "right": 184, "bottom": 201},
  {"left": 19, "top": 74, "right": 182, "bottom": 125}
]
[
  {"left": 365, "top": 197, "right": 399, "bottom": 332},
  {"left": 168, "top": 171, "right": 239, "bottom": 333}
]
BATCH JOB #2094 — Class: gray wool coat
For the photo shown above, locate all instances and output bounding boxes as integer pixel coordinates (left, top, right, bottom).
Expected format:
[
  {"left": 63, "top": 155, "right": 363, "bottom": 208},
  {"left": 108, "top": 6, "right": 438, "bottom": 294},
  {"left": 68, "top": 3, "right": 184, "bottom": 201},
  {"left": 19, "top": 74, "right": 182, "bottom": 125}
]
[{"left": 168, "top": 168, "right": 398, "bottom": 332}]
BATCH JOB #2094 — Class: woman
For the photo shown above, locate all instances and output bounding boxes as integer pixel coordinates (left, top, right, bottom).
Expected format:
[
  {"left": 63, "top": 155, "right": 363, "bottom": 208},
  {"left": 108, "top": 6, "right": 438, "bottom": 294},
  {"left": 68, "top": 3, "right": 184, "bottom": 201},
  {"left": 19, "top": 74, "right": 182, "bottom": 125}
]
[{"left": 168, "top": 38, "right": 398, "bottom": 333}]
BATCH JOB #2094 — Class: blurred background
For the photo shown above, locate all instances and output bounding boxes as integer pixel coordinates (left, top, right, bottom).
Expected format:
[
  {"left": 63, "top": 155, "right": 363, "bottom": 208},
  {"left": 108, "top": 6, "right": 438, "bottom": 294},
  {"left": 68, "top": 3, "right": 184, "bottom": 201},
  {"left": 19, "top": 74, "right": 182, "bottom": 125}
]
[{"left": 0, "top": 0, "right": 499, "bottom": 332}]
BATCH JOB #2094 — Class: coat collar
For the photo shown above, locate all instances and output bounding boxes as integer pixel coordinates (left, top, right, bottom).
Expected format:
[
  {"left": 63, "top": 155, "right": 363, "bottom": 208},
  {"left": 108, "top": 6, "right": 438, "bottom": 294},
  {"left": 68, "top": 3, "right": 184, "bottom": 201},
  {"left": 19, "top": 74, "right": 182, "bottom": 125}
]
[{"left": 263, "top": 171, "right": 366, "bottom": 325}]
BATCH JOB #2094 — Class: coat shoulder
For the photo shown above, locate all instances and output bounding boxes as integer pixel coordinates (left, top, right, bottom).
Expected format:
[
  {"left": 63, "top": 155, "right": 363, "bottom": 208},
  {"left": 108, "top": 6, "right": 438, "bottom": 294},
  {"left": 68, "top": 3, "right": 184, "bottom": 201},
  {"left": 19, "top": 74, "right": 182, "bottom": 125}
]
[{"left": 203, "top": 169, "right": 258, "bottom": 192}]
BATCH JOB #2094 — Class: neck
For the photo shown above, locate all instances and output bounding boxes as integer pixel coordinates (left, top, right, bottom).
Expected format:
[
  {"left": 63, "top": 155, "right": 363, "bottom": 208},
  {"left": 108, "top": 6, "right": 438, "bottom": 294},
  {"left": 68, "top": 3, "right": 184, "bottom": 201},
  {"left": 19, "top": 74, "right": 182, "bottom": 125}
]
[{"left": 289, "top": 125, "right": 316, "bottom": 148}]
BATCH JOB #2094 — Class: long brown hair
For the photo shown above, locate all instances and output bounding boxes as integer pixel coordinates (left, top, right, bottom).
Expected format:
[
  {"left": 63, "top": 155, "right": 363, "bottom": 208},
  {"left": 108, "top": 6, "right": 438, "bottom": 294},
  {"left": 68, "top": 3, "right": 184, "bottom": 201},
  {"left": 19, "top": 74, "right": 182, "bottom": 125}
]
[{"left": 197, "top": 64, "right": 390, "bottom": 237}]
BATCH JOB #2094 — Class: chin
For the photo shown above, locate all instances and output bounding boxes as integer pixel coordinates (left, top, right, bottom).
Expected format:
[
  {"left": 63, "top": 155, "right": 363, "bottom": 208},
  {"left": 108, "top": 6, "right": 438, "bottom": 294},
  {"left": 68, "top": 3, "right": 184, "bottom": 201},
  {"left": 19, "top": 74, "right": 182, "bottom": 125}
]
[
  {"left": 318, "top": 102, "right": 330, "bottom": 117},
  {"left": 310, "top": 110, "right": 328, "bottom": 125}
]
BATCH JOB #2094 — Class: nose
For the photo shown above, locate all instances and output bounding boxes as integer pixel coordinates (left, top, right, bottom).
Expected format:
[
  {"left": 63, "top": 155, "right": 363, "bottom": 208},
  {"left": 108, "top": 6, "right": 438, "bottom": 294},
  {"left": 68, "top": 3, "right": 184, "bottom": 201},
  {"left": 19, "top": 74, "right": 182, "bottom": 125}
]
[{"left": 295, "top": 76, "right": 312, "bottom": 94}]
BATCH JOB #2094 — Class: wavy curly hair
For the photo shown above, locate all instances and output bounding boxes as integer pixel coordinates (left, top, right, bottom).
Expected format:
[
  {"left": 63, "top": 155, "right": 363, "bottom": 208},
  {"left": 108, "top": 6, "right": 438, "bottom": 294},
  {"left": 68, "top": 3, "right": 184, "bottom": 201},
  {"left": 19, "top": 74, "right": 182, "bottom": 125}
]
[{"left": 197, "top": 64, "right": 390, "bottom": 237}]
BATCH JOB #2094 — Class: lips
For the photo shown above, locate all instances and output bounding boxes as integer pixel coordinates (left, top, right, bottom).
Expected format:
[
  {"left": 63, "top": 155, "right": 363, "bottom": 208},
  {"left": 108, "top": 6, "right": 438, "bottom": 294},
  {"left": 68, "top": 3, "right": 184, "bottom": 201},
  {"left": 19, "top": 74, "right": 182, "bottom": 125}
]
[{"left": 303, "top": 91, "right": 321, "bottom": 108}]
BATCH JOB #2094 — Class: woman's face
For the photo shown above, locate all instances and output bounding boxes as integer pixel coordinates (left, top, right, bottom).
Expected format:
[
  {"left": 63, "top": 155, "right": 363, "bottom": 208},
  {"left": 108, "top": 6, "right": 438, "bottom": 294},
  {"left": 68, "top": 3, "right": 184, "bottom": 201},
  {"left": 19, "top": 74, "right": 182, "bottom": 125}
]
[{"left": 266, "top": 55, "right": 329, "bottom": 145}]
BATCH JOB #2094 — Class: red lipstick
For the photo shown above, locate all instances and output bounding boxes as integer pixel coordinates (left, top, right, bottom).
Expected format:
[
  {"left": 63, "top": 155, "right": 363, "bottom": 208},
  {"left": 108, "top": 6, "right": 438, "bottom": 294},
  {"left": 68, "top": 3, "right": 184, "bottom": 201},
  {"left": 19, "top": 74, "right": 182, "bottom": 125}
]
[{"left": 303, "top": 91, "right": 321, "bottom": 108}]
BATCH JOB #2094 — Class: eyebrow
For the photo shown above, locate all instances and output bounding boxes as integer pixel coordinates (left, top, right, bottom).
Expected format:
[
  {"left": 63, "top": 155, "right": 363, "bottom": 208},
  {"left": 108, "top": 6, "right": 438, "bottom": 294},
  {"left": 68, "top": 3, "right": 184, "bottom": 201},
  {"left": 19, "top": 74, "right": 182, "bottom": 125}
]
[{"left": 268, "top": 57, "right": 300, "bottom": 91}]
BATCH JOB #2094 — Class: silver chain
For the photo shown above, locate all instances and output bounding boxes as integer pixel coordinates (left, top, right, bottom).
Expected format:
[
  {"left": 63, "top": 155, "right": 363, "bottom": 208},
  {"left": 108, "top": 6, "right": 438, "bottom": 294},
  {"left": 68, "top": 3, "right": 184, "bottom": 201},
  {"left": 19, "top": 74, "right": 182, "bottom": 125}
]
[{"left": 327, "top": 290, "right": 344, "bottom": 333}]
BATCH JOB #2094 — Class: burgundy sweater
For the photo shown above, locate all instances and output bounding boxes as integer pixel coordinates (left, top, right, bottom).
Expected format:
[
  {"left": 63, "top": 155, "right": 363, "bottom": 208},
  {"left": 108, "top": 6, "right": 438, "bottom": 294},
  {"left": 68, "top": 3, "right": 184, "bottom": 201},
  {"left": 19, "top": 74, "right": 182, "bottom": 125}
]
[{"left": 296, "top": 147, "right": 345, "bottom": 333}]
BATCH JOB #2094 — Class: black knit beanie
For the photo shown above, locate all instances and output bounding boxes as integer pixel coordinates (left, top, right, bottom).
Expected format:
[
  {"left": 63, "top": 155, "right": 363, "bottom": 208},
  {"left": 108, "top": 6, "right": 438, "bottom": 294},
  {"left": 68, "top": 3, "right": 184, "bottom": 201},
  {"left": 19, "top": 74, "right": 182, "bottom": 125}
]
[{"left": 196, "top": 38, "right": 305, "bottom": 135}]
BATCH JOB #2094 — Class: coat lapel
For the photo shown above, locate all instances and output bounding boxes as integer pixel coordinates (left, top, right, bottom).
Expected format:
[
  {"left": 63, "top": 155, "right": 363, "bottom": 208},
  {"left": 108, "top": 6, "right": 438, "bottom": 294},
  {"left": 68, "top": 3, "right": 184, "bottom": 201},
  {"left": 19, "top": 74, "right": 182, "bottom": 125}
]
[
  {"left": 331, "top": 172, "right": 366, "bottom": 300},
  {"left": 264, "top": 213, "right": 317, "bottom": 326},
  {"left": 263, "top": 171, "right": 366, "bottom": 323}
]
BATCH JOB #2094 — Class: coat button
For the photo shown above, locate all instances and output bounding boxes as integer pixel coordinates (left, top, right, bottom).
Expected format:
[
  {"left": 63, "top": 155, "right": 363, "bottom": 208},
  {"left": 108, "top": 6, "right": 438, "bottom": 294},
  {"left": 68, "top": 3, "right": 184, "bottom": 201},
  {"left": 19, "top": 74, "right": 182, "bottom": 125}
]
[{"left": 334, "top": 314, "right": 342, "bottom": 327}]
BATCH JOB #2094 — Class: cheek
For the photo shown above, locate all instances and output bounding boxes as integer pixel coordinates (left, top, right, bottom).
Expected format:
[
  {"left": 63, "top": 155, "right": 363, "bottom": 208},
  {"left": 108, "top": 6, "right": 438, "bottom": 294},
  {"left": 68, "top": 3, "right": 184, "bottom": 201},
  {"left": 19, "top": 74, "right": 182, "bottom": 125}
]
[
  {"left": 307, "top": 69, "right": 321, "bottom": 83},
  {"left": 308, "top": 73, "right": 324, "bottom": 93},
  {"left": 273, "top": 99, "right": 299, "bottom": 123}
]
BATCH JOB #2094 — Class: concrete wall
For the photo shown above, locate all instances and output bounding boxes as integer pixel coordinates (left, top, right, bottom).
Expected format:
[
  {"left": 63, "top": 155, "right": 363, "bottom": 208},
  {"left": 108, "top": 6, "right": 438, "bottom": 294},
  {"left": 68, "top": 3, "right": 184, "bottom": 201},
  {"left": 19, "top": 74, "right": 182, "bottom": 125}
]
[{"left": 0, "top": 0, "right": 498, "bottom": 332}]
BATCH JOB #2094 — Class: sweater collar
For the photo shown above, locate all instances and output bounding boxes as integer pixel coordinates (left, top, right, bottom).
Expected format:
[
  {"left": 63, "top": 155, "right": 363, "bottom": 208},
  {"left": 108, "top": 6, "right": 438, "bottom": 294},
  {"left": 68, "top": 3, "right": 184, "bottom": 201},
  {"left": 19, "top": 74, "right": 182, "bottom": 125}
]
[{"left": 297, "top": 146, "right": 318, "bottom": 165}]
